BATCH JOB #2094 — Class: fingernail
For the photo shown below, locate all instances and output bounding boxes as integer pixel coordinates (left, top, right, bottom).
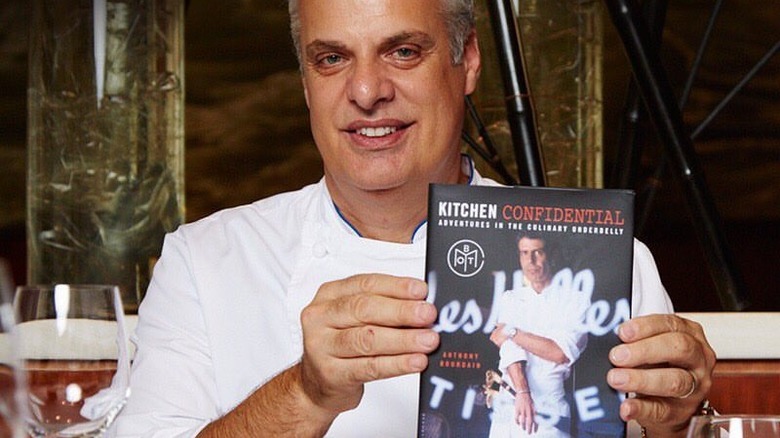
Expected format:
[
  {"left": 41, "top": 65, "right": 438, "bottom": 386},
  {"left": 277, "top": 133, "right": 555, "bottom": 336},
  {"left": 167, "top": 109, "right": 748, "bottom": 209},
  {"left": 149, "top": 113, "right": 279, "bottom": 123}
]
[
  {"left": 410, "top": 354, "right": 428, "bottom": 372},
  {"left": 619, "top": 322, "right": 636, "bottom": 340},
  {"left": 416, "top": 302, "right": 436, "bottom": 321},
  {"left": 609, "top": 369, "right": 629, "bottom": 386},
  {"left": 619, "top": 402, "right": 633, "bottom": 421},
  {"left": 419, "top": 331, "right": 439, "bottom": 349},
  {"left": 611, "top": 345, "right": 630, "bottom": 363},
  {"left": 410, "top": 281, "right": 428, "bottom": 298}
]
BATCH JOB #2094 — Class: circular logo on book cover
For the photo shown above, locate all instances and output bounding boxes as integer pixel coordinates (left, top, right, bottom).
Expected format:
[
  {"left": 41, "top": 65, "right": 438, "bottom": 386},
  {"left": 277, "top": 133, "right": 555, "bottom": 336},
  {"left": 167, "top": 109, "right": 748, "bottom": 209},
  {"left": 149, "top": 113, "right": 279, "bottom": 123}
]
[{"left": 447, "top": 239, "right": 485, "bottom": 277}]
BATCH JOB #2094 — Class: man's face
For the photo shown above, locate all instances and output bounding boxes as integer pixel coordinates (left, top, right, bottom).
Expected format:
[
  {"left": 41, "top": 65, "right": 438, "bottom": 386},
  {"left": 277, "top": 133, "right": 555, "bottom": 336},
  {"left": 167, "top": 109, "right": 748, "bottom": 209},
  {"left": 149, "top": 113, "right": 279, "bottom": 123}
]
[
  {"left": 518, "top": 237, "right": 550, "bottom": 285},
  {"left": 298, "top": 0, "right": 481, "bottom": 195}
]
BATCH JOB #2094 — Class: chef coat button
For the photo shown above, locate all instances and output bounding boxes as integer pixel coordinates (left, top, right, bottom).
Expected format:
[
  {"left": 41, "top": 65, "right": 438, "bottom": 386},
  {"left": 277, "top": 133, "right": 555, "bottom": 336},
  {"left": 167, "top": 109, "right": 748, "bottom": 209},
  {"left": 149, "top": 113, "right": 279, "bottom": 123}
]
[{"left": 313, "top": 242, "right": 328, "bottom": 258}]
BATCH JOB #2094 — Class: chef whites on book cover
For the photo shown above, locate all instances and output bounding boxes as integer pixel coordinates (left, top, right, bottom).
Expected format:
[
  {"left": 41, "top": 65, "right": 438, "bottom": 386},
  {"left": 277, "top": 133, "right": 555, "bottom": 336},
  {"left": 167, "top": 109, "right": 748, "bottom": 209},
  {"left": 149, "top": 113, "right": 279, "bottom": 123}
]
[{"left": 418, "top": 184, "right": 635, "bottom": 438}]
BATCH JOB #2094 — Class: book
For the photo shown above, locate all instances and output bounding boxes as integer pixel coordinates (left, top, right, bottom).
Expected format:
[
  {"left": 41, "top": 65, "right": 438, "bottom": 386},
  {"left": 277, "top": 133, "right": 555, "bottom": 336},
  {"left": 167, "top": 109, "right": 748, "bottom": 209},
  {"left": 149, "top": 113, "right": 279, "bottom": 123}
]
[{"left": 418, "top": 184, "right": 634, "bottom": 438}]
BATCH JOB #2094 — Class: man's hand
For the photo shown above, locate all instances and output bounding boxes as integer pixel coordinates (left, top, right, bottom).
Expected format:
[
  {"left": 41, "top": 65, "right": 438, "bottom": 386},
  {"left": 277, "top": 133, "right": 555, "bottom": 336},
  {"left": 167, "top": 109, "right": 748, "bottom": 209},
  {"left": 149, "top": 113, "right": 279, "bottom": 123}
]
[
  {"left": 198, "top": 274, "right": 438, "bottom": 436},
  {"left": 514, "top": 392, "right": 537, "bottom": 434},
  {"left": 299, "top": 274, "right": 440, "bottom": 417},
  {"left": 607, "top": 314, "right": 716, "bottom": 437}
]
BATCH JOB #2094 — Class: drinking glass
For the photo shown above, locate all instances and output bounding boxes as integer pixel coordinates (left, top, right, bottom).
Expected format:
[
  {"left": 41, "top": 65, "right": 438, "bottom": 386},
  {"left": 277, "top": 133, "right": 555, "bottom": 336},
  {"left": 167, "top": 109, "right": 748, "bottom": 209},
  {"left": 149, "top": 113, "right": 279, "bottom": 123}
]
[
  {"left": 0, "top": 298, "right": 25, "bottom": 437},
  {"left": 13, "top": 285, "right": 131, "bottom": 437},
  {"left": 687, "top": 415, "right": 780, "bottom": 438},
  {"left": 0, "top": 260, "right": 26, "bottom": 438}
]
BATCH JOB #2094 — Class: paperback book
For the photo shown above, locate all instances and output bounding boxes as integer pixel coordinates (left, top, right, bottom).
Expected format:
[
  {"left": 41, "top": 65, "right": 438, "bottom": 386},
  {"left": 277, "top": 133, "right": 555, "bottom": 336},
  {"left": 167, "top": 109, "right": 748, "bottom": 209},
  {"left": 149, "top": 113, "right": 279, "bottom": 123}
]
[{"left": 418, "top": 184, "right": 635, "bottom": 438}]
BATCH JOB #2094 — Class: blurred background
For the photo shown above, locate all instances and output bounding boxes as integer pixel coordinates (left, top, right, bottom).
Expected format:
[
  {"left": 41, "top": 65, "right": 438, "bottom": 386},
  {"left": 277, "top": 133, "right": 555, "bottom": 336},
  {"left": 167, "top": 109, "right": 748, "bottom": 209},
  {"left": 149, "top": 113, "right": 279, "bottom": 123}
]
[{"left": 1, "top": 0, "right": 778, "bottom": 311}]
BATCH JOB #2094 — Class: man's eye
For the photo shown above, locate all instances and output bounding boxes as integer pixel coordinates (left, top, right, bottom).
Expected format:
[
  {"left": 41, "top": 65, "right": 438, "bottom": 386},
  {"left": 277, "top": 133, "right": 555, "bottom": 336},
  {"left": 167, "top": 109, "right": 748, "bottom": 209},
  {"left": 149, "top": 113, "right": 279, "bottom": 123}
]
[
  {"left": 320, "top": 54, "right": 342, "bottom": 65},
  {"left": 396, "top": 47, "right": 416, "bottom": 58},
  {"left": 388, "top": 46, "right": 421, "bottom": 62}
]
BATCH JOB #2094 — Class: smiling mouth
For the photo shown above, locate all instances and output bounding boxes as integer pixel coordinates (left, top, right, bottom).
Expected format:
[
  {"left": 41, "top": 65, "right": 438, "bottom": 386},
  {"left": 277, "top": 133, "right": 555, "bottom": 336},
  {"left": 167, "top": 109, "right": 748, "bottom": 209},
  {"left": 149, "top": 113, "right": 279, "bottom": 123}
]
[{"left": 356, "top": 126, "right": 398, "bottom": 138}]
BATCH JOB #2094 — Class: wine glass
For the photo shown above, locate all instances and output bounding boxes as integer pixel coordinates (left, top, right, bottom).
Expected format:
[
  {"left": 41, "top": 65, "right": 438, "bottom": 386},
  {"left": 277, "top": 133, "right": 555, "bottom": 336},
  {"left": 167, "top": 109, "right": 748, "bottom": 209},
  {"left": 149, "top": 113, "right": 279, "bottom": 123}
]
[
  {"left": 13, "top": 284, "right": 131, "bottom": 437},
  {"left": 687, "top": 415, "right": 780, "bottom": 438},
  {"left": 0, "top": 260, "right": 26, "bottom": 438}
]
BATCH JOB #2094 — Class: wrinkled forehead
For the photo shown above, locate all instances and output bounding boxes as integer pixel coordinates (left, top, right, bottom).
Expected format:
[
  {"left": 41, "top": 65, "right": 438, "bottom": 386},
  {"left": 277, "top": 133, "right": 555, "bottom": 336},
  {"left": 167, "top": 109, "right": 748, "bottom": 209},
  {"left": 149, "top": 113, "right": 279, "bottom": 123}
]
[{"left": 297, "top": 0, "right": 445, "bottom": 43}]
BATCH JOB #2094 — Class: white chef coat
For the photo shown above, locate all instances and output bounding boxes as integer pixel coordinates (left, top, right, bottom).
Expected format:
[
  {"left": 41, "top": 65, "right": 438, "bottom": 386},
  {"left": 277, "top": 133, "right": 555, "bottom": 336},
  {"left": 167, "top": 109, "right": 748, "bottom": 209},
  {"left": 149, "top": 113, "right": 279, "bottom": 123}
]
[
  {"left": 489, "top": 278, "right": 591, "bottom": 438},
  {"left": 112, "top": 159, "right": 674, "bottom": 437},
  {"left": 500, "top": 279, "right": 591, "bottom": 412}
]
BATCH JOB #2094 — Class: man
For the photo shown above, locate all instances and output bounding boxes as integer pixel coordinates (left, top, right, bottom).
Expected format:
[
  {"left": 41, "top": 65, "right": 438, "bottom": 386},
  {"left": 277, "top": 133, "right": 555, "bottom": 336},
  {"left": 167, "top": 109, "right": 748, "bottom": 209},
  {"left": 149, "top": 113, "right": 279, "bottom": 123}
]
[
  {"left": 112, "top": 0, "right": 716, "bottom": 437},
  {"left": 489, "top": 233, "right": 591, "bottom": 437}
]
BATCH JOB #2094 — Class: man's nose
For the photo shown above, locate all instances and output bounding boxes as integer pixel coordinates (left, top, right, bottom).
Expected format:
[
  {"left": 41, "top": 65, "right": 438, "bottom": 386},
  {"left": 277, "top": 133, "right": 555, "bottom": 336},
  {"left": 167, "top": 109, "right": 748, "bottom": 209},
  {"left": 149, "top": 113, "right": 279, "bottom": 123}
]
[{"left": 346, "top": 59, "right": 395, "bottom": 110}]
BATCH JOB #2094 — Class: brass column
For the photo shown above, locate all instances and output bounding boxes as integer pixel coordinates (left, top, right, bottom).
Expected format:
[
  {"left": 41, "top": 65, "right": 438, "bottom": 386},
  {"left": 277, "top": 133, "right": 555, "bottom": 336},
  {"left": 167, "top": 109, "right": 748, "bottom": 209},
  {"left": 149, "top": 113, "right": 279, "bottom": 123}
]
[
  {"left": 474, "top": 0, "right": 604, "bottom": 188},
  {"left": 27, "top": 0, "right": 185, "bottom": 311}
]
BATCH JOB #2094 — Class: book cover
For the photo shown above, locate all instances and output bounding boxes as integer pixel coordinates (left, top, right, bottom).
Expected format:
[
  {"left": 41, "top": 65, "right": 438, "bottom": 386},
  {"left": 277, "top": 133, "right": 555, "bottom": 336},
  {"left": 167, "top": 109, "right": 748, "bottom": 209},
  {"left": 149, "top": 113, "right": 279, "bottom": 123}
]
[{"left": 418, "top": 184, "right": 634, "bottom": 438}]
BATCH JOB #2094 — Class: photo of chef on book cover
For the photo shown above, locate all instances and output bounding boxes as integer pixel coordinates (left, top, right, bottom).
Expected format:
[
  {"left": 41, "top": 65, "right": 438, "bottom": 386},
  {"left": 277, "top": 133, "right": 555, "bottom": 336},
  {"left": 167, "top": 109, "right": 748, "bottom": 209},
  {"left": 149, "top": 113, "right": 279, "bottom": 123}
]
[{"left": 418, "top": 184, "right": 635, "bottom": 438}]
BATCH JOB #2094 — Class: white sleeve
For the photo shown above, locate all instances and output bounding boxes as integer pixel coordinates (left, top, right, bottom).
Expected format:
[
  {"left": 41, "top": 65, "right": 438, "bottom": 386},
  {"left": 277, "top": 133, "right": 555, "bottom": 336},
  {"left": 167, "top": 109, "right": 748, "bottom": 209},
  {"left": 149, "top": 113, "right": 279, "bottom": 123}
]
[
  {"left": 110, "top": 231, "right": 216, "bottom": 438},
  {"left": 546, "top": 288, "right": 591, "bottom": 364},
  {"left": 495, "top": 291, "right": 529, "bottom": 372},
  {"left": 498, "top": 341, "right": 528, "bottom": 373},
  {"left": 495, "top": 289, "right": 512, "bottom": 326},
  {"left": 631, "top": 239, "right": 675, "bottom": 317}
]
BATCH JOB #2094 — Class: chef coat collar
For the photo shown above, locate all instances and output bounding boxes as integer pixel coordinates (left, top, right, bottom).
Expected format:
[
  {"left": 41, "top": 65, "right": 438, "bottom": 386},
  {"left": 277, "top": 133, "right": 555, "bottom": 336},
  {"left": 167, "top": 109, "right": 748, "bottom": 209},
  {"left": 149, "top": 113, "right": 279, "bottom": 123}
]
[{"left": 327, "top": 154, "right": 479, "bottom": 244}]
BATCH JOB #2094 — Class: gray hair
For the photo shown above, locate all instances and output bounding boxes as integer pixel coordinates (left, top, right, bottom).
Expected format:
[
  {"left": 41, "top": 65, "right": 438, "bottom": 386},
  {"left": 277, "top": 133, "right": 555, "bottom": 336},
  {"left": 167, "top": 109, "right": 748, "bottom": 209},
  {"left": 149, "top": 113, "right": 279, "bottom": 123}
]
[{"left": 288, "top": 0, "right": 475, "bottom": 65}]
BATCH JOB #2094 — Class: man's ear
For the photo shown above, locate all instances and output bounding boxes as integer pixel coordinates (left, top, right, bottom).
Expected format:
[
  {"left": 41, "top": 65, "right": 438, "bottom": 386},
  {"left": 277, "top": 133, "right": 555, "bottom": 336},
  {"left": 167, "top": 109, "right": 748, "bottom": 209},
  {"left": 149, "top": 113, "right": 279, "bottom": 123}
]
[
  {"left": 463, "top": 30, "right": 482, "bottom": 96},
  {"left": 302, "top": 77, "right": 311, "bottom": 108}
]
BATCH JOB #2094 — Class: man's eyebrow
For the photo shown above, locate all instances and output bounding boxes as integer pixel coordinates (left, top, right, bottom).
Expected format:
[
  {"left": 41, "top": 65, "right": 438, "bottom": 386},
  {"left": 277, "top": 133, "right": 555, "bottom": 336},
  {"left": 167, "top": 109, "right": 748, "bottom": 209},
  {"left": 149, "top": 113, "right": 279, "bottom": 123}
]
[
  {"left": 305, "top": 40, "right": 347, "bottom": 60},
  {"left": 380, "top": 31, "right": 436, "bottom": 51}
]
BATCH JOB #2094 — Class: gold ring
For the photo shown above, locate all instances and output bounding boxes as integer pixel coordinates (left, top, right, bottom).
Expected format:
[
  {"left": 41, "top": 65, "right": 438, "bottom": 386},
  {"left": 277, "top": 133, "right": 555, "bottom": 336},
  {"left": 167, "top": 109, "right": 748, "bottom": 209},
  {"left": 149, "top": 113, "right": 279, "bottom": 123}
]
[{"left": 678, "top": 369, "right": 697, "bottom": 399}]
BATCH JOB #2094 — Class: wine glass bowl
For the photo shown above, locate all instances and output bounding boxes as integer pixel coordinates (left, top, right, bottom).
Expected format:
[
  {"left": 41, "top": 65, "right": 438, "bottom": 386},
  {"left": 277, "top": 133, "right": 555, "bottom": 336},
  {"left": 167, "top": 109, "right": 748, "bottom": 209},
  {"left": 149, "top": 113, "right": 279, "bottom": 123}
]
[
  {"left": 13, "top": 284, "right": 130, "bottom": 437},
  {"left": 0, "top": 300, "right": 24, "bottom": 438},
  {"left": 687, "top": 415, "right": 780, "bottom": 438}
]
